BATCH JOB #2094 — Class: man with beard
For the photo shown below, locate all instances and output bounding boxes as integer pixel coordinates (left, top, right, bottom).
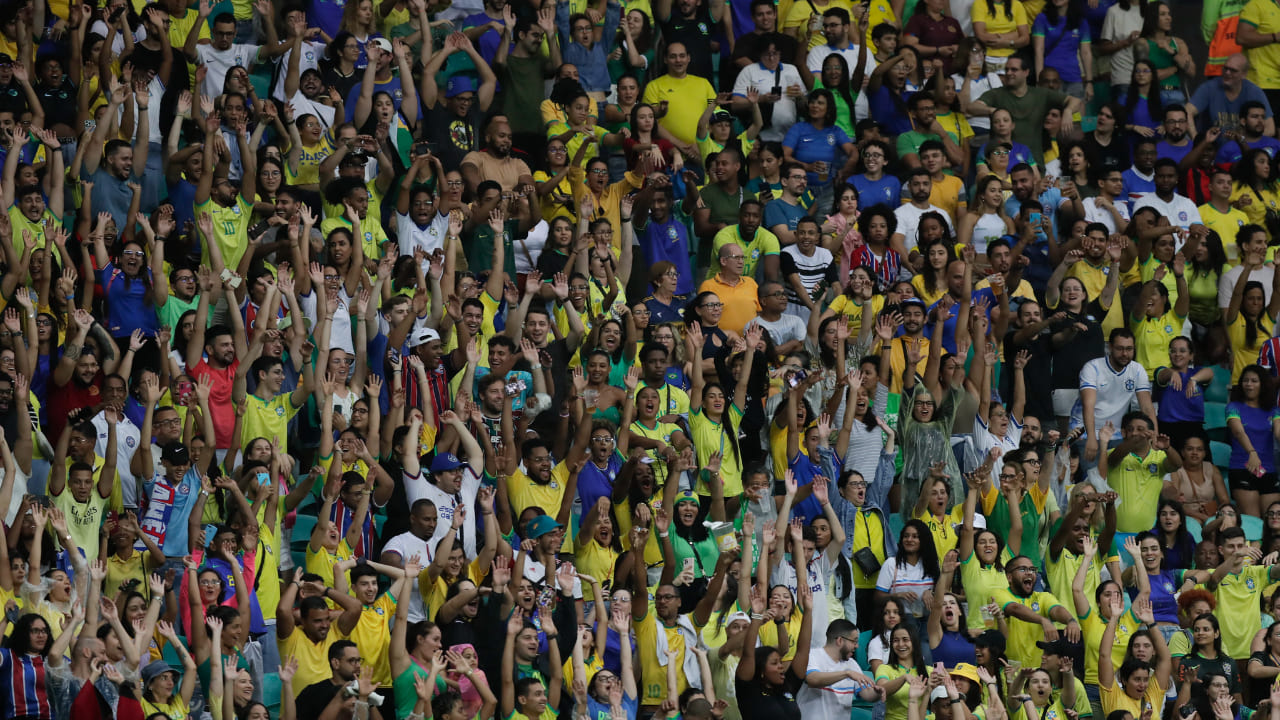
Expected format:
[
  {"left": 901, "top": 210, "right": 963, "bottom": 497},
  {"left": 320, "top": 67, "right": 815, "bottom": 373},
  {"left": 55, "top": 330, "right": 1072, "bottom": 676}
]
[
  {"left": 88, "top": 373, "right": 144, "bottom": 509},
  {"left": 996, "top": 554, "right": 1081, "bottom": 669},
  {"left": 461, "top": 118, "right": 533, "bottom": 193},
  {"left": 891, "top": 169, "right": 953, "bottom": 259},
  {"left": 1077, "top": 329, "right": 1158, "bottom": 463},
  {"left": 1215, "top": 101, "right": 1280, "bottom": 166},
  {"left": 295, "top": 641, "right": 379, "bottom": 717},
  {"left": 797, "top": 619, "right": 882, "bottom": 716},
  {"left": 396, "top": 156, "right": 452, "bottom": 262},
  {"left": 188, "top": 314, "right": 248, "bottom": 453},
  {"left": 194, "top": 129, "right": 257, "bottom": 271},
  {"left": 1133, "top": 160, "right": 1206, "bottom": 232},
  {"left": 1155, "top": 105, "right": 1195, "bottom": 165},
  {"left": 46, "top": 310, "right": 103, "bottom": 441},
  {"left": 764, "top": 162, "right": 810, "bottom": 246},
  {"left": 81, "top": 91, "right": 150, "bottom": 230},
  {"left": 967, "top": 55, "right": 1082, "bottom": 165},
  {"left": 421, "top": 34, "right": 499, "bottom": 171},
  {"left": 1188, "top": 54, "right": 1276, "bottom": 136},
  {"left": 885, "top": 297, "right": 929, "bottom": 395},
  {"left": 1047, "top": 488, "right": 1119, "bottom": 619}
]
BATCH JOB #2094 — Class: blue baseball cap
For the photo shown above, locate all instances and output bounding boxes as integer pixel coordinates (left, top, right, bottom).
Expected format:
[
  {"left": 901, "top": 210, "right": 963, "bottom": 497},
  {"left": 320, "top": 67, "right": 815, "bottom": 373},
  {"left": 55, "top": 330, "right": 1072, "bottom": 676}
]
[
  {"left": 429, "top": 452, "right": 465, "bottom": 474},
  {"left": 445, "top": 75, "right": 477, "bottom": 98},
  {"left": 526, "top": 515, "right": 562, "bottom": 539}
]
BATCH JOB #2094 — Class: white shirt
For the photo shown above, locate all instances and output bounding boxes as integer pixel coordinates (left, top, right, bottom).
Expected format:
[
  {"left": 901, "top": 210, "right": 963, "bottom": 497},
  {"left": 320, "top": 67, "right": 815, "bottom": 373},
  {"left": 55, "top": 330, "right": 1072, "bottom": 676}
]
[
  {"left": 1217, "top": 264, "right": 1276, "bottom": 310},
  {"left": 1074, "top": 356, "right": 1151, "bottom": 441},
  {"left": 273, "top": 41, "right": 327, "bottom": 101},
  {"left": 806, "top": 42, "right": 877, "bottom": 76},
  {"left": 1083, "top": 196, "right": 1132, "bottom": 234},
  {"left": 1101, "top": 4, "right": 1144, "bottom": 86},
  {"left": 197, "top": 43, "right": 263, "bottom": 97},
  {"left": 772, "top": 548, "right": 836, "bottom": 648},
  {"left": 874, "top": 556, "right": 932, "bottom": 617},
  {"left": 797, "top": 650, "right": 871, "bottom": 717},
  {"left": 404, "top": 466, "right": 483, "bottom": 559},
  {"left": 732, "top": 62, "right": 805, "bottom": 142},
  {"left": 894, "top": 202, "right": 954, "bottom": 254},
  {"left": 93, "top": 410, "right": 141, "bottom": 508},
  {"left": 287, "top": 91, "right": 336, "bottom": 131},
  {"left": 396, "top": 211, "right": 450, "bottom": 274},
  {"left": 1133, "top": 193, "right": 1204, "bottom": 232},
  {"left": 382, "top": 530, "right": 433, "bottom": 621}
]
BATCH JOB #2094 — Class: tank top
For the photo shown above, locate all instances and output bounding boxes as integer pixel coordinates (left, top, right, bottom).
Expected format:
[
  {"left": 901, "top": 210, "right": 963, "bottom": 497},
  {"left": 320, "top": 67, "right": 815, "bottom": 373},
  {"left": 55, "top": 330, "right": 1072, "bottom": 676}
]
[
  {"left": 971, "top": 212, "right": 1009, "bottom": 254},
  {"left": 1169, "top": 466, "right": 1221, "bottom": 517},
  {"left": 1145, "top": 38, "right": 1183, "bottom": 91}
]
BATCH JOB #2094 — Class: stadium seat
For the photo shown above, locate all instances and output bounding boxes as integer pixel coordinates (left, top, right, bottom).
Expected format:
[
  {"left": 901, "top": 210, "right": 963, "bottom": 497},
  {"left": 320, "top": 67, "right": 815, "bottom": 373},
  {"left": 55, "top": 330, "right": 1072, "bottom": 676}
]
[
  {"left": 1204, "top": 366, "right": 1232, "bottom": 404},
  {"left": 1204, "top": 402, "right": 1228, "bottom": 443},
  {"left": 1210, "top": 440, "right": 1233, "bottom": 472}
]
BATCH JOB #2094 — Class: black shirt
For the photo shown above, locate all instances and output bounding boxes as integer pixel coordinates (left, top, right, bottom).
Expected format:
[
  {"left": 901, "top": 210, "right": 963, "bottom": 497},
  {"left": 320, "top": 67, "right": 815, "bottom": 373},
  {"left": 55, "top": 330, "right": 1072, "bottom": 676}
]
[
  {"left": 296, "top": 679, "right": 344, "bottom": 719},
  {"left": 0, "top": 80, "right": 28, "bottom": 115},
  {"left": 423, "top": 104, "right": 484, "bottom": 172},
  {"left": 36, "top": 78, "right": 77, "bottom": 130},
  {"left": 659, "top": 6, "right": 717, "bottom": 81},
  {"left": 1002, "top": 327, "right": 1053, "bottom": 422},
  {"left": 734, "top": 666, "right": 804, "bottom": 720},
  {"left": 1084, "top": 133, "right": 1131, "bottom": 173},
  {"left": 1048, "top": 297, "right": 1107, "bottom": 389}
]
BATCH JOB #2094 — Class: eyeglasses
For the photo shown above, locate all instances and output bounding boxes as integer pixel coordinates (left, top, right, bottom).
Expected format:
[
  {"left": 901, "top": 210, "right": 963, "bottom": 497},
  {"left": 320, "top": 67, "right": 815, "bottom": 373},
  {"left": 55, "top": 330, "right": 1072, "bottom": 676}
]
[
  {"left": 863, "top": 153, "right": 885, "bottom": 159},
  {"left": 847, "top": 481, "right": 867, "bottom": 489},
  {"left": 1009, "top": 566, "right": 1036, "bottom": 574},
  {"left": 175, "top": 275, "right": 195, "bottom": 282},
  {"left": 589, "top": 168, "right": 609, "bottom": 175},
  {"left": 990, "top": 150, "right": 1010, "bottom": 156},
  {"left": 324, "top": 274, "right": 341, "bottom": 281},
  {"left": 1023, "top": 458, "right": 1041, "bottom": 465},
  {"left": 548, "top": 146, "right": 567, "bottom": 154},
  {"left": 198, "top": 579, "right": 221, "bottom": 587},
  {"left": 701, "top": 302, "right": 724, "bottom": 309},
  {"left": 663, "top": 270, "right": 679, "bottom": 278},
  {"left": 1267, "top": 511, "right": 1280, "bottom": 518},
  {"left": 157, "top": 418, "right": 182, "bottom": 428},
  {"left": 1000, "top": 473, "right": 1018, "bottom": 480},
  {"left": 655, "top": 593, "right": 679, "bottom": 601},
  {"left": 122, "top": 250, "right": 145, "bottom": 257},
  {"left": 29, "top": 626, "right": 49, "bottom": 635},
  {"left": 446, "top": 180, "right": 465, "bottom": 188}
]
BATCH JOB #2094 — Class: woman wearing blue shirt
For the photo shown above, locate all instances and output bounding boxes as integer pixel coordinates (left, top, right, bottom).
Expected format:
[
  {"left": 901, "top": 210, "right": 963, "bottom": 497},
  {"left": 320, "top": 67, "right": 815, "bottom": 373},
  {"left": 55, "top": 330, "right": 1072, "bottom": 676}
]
[
  {"left": 1033, "top": 0, "right": 1093, "bottom": 100},
  {"left": 782, "top": 90, "right": 857, "bottom": 212},
  {"left": 92, "top": 214, "right": 167, "bottom": 344}
]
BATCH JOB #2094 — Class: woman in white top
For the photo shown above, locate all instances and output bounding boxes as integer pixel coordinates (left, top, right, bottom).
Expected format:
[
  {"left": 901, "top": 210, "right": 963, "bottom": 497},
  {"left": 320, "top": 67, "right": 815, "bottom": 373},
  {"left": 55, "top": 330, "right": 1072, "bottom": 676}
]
[
  {"left": 958, "top": 175, "right": 1017, "bottom": 254},
  {"left": 953, "top": 40, "right": 1004, "bottom": 134},
  {"left": 874, "top": 519, "right": 941, "bottom": 620}
]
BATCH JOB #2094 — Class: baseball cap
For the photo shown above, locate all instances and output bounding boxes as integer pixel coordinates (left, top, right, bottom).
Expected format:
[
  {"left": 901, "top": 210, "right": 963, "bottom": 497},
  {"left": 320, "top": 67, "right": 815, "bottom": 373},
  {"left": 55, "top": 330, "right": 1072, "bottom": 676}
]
[
  {"left": 371, "top": 37, "right": 392, "bottom": 54},
  {"left": 445, "top": 75, "right": 477, "bottom": 98},
  {"left": 429, "top": 452, "right": 465, "bottom": 474},
  {"left": 0, "top": 54, "right": 13, "bottom": 66},
  {"left": 900, "top": 297, "right": 927, "bottom": 311},
  {"left": 409, "top": 326, "right": 441, "bottom": 348},
  {"left": 160, "top": 442, "right": 190, "bottom": 466},
  {"left": 1035, "top": 638, "right": 1073, "bottom": 656},
  {"left": 711, "top": 109, "right": 733, "bottom": 124},
  {"left": 930, "top": 686, "right": 950, "bottom": 703},
  {"left": 725, "top": 611, "right": 751, "bottom": 626},
  {"left": 526, "top": 515, "right": 562, "bottom": 539}
]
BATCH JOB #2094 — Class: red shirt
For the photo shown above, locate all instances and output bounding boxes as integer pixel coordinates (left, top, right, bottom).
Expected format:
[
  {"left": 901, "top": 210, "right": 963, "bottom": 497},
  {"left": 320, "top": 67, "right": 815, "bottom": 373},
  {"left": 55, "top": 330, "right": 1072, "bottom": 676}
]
[
  {"left": 190, "top": 358, "right": 239, "bottom": 448},
  {"left": 47, "top": 372, "right": 103, "bottom": 440}
]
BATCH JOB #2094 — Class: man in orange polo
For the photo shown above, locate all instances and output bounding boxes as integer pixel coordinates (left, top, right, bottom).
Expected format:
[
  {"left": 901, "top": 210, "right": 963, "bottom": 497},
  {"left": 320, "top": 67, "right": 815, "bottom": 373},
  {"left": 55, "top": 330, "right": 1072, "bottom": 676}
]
[{"left": 700, "top": 244, "right": 761, "bottom": 336}]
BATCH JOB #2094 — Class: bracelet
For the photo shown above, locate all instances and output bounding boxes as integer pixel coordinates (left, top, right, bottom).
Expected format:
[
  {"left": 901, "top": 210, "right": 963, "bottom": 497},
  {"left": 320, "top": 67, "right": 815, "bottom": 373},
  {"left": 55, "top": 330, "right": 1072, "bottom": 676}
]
[
  {"left": 545, "top": 634, "right": 558, "bottom": 640},
  {"left": 659, "top": 531, "right": 669, "bottom": 538},
  {"left": 950, "top": 698, "right": 963, "bottom": 704},
  {"left": 621, "top": 216, "right": 632, "bottom": 222},
  {"left": 530, "top": 363, "right": 543, "bottom": 370},
  {"left": 11, "top": 331, "right": 21, "bottom": 337},
  {"left": 751, "top": 613, "right": 765, "bottom": 620}
]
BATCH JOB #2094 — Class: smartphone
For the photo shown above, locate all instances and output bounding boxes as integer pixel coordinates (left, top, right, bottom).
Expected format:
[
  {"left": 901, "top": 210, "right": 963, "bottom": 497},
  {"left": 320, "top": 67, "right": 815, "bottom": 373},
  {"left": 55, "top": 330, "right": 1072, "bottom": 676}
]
[
  {"left": 1028, "top": 212, "right": 1042, "bottom": 226},
  {"left": 682, "top": 558, "right": 695, "bottom": 573},
  {"left": 204, "top": 524, "right": 219, "bottom": 545},
  {"left": 1181, "top": 706, "right": 1198, "bottom": 719},
  {"left": 787, "top": 369, "right": 807, "bottom": 388},
  {"left": 412, "top": 142, "right": 431, "bottom": 156},
  {"left": 770, "top": 85, "right": 782, "bottom": 97},
  {"left": 256, "top": 471, "right": 271, "bottom": 487},
  {"left": 333, "top": 404, "right": 343, "bottom": 416}
]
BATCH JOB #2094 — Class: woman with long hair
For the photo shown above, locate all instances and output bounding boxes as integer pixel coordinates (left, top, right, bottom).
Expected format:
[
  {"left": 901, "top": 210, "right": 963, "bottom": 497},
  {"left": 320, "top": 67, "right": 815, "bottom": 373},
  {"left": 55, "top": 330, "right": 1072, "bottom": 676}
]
[
  {"left": 952, "top": 40, "right": 1003, "bottom": 136},
  {"left": 1061, "top": 141, "right": 1099, "bottom": 199},
  {"left": 1225, "top": 364, "right": 1280, "bottom": 517},
  {"left": 928, "top": 75, "right": 974, "bottom": 172},
  {"left": 813, "top": 52, "right": 864, "bottom": 138},
  {"left": 1230, "top": 150, "right": 1280, "bottom": 235},
  {"left": 956, "top": 472, "right": 1010, "bottom": 637},
  {"left": 1033, "top": 0, "right": 1092, "bottom": 99},
  {"left": 1163, "top": 434, "right": 1228, "bottom": 523},
  {"left": 958, "top": 175, "right": 1016, "bottom": 253},
  {"left": 909, "top": 218, "right": 957, "bottom": 307},
  {"left": 1009, "top": 668, "right": 1075, "bottom": 720},
  {"left": 1134, "top": 1, "right": 1195, "bottom": 105},
  {"left": 534, "top": 138, "right": 591, "bottom": 225},
  {"left": 971, "top": 0, "right": 1029, "bottom": 68},
  {"left": 1099, "top": 595, "right": 1172, "bottom": 716},
  {"left": 1126, "top": 531, "right": 1207, "bottom": 632},
  {"left": 824, "top": 184, "right": 862, "bottom": 268},
  {"left": 341, "top": 0, "right": 380, "bottom": 66},
  {"left": 1247, "top": 620, "right": 1280, "bottom": 703},
  {"left": 874, "top": 519, "right": 941, "bottom": 622},
  {"left": 1225, "top": 235, "right": 1280, "bottom": 385},
  {"left": 825, "top": 266, "right": 884, "bottom": 344},
  {"left": 1121, "top": 59, "right": 1163, "bottom": 136},
  {"left": 601, "top": 76, "right": 642, "bottom": 173},
  {"left": 687, "top": 323, "right": 758, "bottom": 501},
  {"left": 392, "top": 563, "right": 449, "bottom": 718},
  {"left": 734, "top": 579, "right": 813, "bottom": 720},
  {"left": 875, "top": 624, "right": 931, "bottom": 720},
  {"left": 573, "top": 351, "right": 629, "bottom": 426},
  {"left": 783, "top": 89, "right": 858, "bottom": 211},
  {"left": 607, "top": 9, "right": 653, "bottom": 85},
  {"left": 623, "top": 102, "right": 677, "bottom": 171},
  {"left": 321, "top": 31, "right": 361, "bottom": 100},
  {"left": 926, "top": 552, "right": 976, "bottom": 666},
  {"left": 1186, "top": 230, "right": 1229, "bottom": 361},
  {"left": 684, "top": 292, "right": 741, "bottom": 371},
  {"left": 1175, "top": 614, "right": 1241, "bottom": 714},
  {"left": 646, "top": 322, "right": 690, "bottom": 390},
  {"left": 547, "top": 84, "right": 626, "bottom": 170}
]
